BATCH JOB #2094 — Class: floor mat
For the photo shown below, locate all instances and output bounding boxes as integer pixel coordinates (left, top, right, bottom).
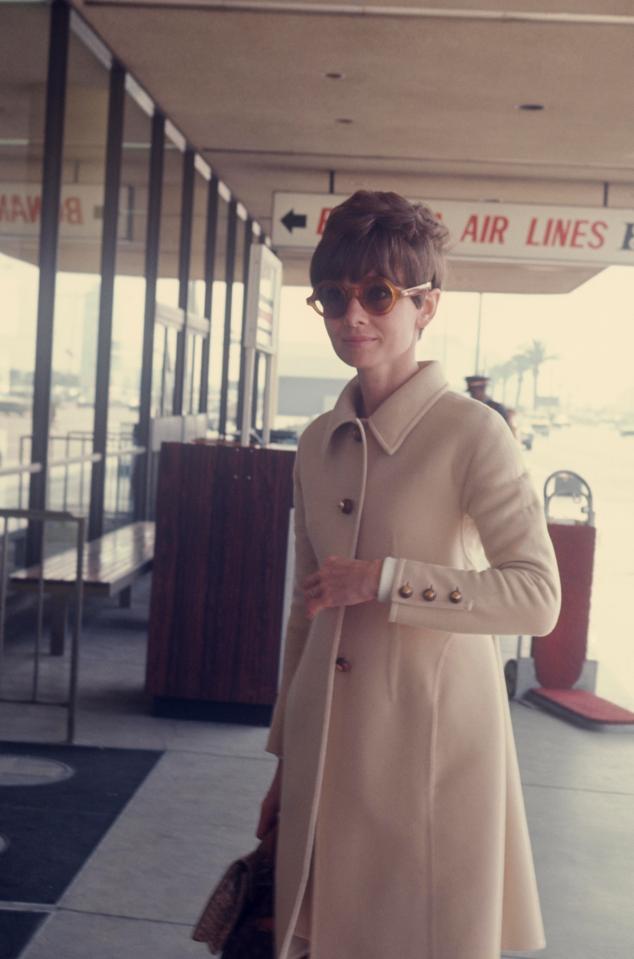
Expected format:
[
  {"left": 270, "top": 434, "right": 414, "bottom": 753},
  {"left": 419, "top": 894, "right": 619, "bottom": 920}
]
[
  {"left": 0, "top": 911, "right": 47, "bottom": 959},
  {"left": 0, "top": 741, "right": 162, "bottom": 905}
]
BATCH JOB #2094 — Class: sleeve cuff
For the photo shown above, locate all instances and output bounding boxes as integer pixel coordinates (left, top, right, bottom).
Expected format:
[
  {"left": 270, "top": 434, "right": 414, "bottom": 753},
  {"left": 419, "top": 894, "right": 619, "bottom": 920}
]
[{"left": 377, "top": 556, "right": 398, "bottom": 603}]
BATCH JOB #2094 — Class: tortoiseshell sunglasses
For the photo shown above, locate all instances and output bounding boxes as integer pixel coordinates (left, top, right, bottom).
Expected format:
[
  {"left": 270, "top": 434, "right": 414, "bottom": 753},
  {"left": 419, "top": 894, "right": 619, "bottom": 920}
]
[{"left": 306, "top": 276, "right": 432, "bottom": 319}]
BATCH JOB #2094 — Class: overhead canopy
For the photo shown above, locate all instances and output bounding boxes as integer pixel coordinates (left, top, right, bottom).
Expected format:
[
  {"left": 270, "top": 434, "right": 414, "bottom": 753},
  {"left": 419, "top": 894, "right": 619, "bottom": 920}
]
[{"left": 41, "top": 1, "right": 634, "bottom": 289}]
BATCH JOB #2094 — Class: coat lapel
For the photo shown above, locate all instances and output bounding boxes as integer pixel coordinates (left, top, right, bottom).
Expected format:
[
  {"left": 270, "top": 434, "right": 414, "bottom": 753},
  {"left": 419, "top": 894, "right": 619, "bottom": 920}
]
[{"left": 321, "top": 360, "right": 449, "bottom": 457}]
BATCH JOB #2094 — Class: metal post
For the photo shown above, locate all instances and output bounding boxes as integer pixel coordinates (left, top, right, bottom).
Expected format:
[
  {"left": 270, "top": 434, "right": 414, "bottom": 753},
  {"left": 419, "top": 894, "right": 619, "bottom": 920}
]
[
  {"left": 135, "top": 110, "right": 165, "bottom": 520},
  {"left": 173, "top": 148, "right": 195, "bottom": 415},
  {"left": 236, "top": 217, "right": 253, "bottom": 433},
  {"left": 67, "top": 514, "right": 85, "bottom": 742},
  {"left": 199, "top": 175, "right": 219, "bottom": 414},
  {"left": 89, "top": 61, "right": 126, "bottom": 541},
  {"left": 475, "top": 292, "right": 483, "bottom": 374},
  {"left": 27, "top": 0, "right": 71, "bottom": 561},
  {"left": 0, "top": 517, "right": 9, "bottom": 688},
  {"left": 218, "top": 199, "right": 237, "bottom": 437}
]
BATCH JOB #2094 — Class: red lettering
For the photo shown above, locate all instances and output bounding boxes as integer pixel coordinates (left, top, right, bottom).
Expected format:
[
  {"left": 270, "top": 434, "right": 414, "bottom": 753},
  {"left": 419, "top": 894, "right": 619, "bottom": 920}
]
[
  {"left": 316, "top": 207, "right": 332, "bottom": 236},
  {"left": 543, "top": 218, "right": 554, "bottom": 245},
  {"left": 0, "top": 194, "right": 8, "bottom": 222},
  {"left": 552, "top": 219, "right": 571, "bottom": 246},
  {"left": 589, "top": 220, "right": 607, "bottom": 249},
  {"left": 570, "top": 219, "right": 588, "bottom": 249},
  {"left": 26, "top": 194, "right": 41, "bottom": 223},
  {"left": 460, "top": 214, "right": 479, "bottom": 242},
  {"left": 526, "top": 217, "right": 540, "bottom": 246},
  {"left": 62, "top": 196, "right": 83, "bottom": 225},
  {"left": 488, "top": 215, "right": 509, "bottom": 244},
  {"left": 11, "top": 194, "right": 28, "bottom": 223}
]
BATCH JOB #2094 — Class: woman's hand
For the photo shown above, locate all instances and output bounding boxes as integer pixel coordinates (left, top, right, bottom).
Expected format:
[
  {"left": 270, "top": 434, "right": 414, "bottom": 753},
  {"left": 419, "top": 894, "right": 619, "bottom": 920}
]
[
  {"left": 256, "top": 760, "right": 282, "bottom": 839},
  {"left": 303, "top": 556, "right": 382, "bottom": 620}
]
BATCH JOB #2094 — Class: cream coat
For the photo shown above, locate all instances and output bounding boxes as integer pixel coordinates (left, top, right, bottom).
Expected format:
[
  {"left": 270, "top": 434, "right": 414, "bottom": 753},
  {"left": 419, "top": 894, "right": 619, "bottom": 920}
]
[{"left": 266, "top": 361, "right": 561, "bottom": 959}]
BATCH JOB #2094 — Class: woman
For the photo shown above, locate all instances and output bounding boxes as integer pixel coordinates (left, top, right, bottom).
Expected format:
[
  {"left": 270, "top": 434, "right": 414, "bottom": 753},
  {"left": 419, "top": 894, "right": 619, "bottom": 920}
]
[{"left": 257, "top": 191, "right": 560, "bottom": 959}]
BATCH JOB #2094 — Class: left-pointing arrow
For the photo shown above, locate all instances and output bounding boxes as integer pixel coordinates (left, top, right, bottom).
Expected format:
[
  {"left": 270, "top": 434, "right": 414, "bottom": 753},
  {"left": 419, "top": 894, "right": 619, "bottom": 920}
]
[{"left": 281, "top": 209, "right": 307, "bottom": 234}]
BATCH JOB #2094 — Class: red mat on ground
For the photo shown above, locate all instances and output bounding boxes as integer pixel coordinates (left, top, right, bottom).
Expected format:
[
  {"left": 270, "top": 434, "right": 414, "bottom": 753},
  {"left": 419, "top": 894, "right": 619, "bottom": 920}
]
[
  {"left": 530, "top": 687, "right": 634, "bottom": 724},
  {"left": 532, "top": 522, "right": 596, "bottom": 688}
]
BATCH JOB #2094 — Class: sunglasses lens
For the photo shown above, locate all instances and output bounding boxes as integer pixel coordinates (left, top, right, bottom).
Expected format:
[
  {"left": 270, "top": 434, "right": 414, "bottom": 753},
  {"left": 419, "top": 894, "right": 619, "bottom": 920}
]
[
  {"left": 317, "top": 283, "right": 348, "bottom": 319},
  {"left": 361, "top": 280, "right": 395, "bottom": 314}
]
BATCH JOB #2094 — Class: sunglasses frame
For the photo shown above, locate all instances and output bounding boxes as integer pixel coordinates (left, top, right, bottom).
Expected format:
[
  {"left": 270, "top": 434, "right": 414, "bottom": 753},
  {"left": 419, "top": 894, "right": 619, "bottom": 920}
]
[{"left": 306, "top": 277, "right": 432, "bottom": 319}]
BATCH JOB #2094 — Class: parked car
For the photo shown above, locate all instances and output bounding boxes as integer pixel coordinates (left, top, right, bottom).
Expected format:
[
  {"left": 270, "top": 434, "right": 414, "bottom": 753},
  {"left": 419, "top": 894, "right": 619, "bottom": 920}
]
[
  {"left": 530, "top": 415, "right": 551, "bottom": 437},
  {"left": 513, "top": 415, "right": 534, "bottom": 451}
]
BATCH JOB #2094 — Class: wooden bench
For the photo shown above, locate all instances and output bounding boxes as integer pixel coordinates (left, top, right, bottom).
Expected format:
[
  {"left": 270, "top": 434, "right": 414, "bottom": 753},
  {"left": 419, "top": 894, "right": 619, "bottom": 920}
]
[{"left": 10, "top": 521, "right": 155, "bottom": 654}]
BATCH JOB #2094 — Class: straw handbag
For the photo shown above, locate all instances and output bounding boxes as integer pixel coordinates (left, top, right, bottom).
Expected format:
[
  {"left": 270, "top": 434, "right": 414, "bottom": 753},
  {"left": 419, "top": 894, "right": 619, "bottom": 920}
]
[{"left": 192, "top": 826, "right": 276, "bottom": 957}]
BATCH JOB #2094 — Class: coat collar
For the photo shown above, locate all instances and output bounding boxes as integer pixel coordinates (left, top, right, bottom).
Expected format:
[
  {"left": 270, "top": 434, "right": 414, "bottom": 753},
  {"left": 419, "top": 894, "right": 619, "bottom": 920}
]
[{"left": 321, "top": 360, "right": 449, "bottom": 456}]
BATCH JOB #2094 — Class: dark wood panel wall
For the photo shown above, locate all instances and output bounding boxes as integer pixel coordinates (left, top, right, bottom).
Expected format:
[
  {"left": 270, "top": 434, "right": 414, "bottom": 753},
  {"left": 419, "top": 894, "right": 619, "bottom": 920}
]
[{"left": 145, "top": 442, "right": 295, "bottom": 705}]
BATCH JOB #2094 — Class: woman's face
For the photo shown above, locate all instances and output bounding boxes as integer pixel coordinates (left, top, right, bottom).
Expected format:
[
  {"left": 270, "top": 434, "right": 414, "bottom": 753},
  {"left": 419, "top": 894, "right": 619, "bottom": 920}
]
[{"left": 323, "top": 275, "right": 440, "bottom": 374}]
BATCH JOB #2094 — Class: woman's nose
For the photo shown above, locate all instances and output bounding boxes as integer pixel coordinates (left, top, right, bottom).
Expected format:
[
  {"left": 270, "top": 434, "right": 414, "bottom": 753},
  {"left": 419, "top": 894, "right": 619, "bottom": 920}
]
[{"left": 342, "top": 294, "right": 367, "bottom": 325}]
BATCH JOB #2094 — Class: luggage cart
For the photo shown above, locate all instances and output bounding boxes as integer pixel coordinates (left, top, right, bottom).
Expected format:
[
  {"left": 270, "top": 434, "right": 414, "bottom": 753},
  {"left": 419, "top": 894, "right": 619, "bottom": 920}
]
[{"left": 504, "top": 470, "right": 634, "bottom": 729}]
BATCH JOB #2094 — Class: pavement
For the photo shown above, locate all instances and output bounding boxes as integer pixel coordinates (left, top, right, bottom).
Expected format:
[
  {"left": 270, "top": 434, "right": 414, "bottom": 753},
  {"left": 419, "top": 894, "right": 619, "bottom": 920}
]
[{"left": 1, "top": 574, "right": 633, "bottom": 959}]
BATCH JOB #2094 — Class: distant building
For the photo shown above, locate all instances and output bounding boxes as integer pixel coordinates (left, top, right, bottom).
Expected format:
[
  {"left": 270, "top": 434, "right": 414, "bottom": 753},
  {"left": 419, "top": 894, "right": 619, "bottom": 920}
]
[{"left": 277, "top": 376, "right": 349, "bottom": 419}]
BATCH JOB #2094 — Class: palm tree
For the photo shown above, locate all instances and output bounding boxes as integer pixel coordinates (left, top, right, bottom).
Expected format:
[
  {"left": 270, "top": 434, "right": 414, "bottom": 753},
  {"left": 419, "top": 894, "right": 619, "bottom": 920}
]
[
  {"left": 499, "top": 360, "right": 515, "bottom": 405},
  {"left": 524, "top": 339, "right": 558, "bottom": 409},
  {"left": 512, "top": 353, "right": 531, "bottom": 408}
]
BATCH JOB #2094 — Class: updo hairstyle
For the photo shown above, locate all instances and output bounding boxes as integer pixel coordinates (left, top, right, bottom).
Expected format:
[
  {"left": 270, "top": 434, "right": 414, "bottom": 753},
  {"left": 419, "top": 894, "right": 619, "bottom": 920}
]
[{"left": 310, "top": 190, "right": 450, "bottom": 300}]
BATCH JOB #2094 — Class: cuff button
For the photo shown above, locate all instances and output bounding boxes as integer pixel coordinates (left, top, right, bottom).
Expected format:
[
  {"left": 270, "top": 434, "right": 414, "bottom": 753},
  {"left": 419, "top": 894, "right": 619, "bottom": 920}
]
[
  {"left": 449, "top": 589, "right": 463, "bottom": 604},
  {"left": 398, "top": 582, "right": 414, "bottom": 598},
  {"left": 422, "top": 587, "right": 437, "bottom": 602}
]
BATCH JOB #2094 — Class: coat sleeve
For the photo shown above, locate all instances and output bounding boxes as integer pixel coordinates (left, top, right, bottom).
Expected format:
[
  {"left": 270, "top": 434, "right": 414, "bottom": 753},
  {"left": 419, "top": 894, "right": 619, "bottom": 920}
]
[
  {"left": 386, "top": 410, "right": 561, "bottom": 637},
  {"left": 266, "top": 453, "right": 318, "bottom": 757}
]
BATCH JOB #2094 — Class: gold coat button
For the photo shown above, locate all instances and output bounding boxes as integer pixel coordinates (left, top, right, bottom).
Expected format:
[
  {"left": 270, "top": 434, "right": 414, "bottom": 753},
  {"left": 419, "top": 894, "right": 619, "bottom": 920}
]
[
  {"left": 398, "top": 582, "right": 414, "bottom": 598},
  {"left": 336, "top": 656, "right": 351, "bottom": 672},
  {"left": 422, "top": 587, "right": 437, "bottom": 602},
  {"left": 338, "top": 498, "right": 354, "bottom": 514},
  {"left": 449, "top": 589, "right": 463, "bottom": 604}
]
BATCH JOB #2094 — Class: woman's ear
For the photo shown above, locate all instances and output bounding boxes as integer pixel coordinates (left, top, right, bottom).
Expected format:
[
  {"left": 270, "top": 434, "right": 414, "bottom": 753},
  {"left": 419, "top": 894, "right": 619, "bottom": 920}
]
[{"left": 416, "top": 288, "right": 441, "bottom": 335}]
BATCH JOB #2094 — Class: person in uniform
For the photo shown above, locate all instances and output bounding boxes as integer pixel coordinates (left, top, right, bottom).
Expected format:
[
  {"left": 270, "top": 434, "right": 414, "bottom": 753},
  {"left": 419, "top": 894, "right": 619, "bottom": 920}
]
[
  {"left": 465, "top": 373, "right": 515, "bottom": 430},
  {"left": 257, "top": 191, "right": 560, "bottom": 959}
]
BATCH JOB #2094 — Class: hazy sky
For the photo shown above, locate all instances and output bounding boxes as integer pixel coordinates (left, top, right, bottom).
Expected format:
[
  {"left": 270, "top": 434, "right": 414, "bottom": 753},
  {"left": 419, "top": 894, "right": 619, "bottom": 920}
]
[
  {"left": 278, "top": 265, "right": 634, "bottom": 412},
  {"left": 3, "top": 253, "right": 634, "bottom": 413}
]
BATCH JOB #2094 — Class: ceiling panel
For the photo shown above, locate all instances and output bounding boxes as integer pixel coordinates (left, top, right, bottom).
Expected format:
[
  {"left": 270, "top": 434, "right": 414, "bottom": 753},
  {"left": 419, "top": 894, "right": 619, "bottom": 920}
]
[{"left": 75, "top": 0, "right": 634, "bottom": 290}]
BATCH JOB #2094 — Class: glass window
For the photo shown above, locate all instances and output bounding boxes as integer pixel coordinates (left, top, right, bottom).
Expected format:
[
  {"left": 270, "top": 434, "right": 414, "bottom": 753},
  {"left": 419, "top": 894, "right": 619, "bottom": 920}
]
[
  {"left": 189, "top": 168, "right": 208, "bottom": 319},
  {"left": 208, "top": 191, "right": 228, "bottom": 432},
  {"left": 185, "top": 168, "right": 210, "bottom": 414},
  {"left": 48, "top": 28, "right": 109, "bottom": 517},
  {"left": 151, "top": 325, "right": 167, "bottom": 417},
  {"left": 224, "top": 212, "right": 246, "bottom": 437},
  {"left": 155, "top": 137, "right": 183, "bottom": 309},
  {"left": 105, "top": 89, "right": 152, "bottom": 530},
  {"left": 0, "top": 4, "right": 49, "bottom": 517}
]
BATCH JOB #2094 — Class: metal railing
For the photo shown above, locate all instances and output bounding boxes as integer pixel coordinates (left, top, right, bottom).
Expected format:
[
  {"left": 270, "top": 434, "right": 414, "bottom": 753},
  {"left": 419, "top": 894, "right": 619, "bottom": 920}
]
[
  {"left": 10, "top": 431, "right": 146, "bottom": 516},
  {"left": 0, "top": 508, "right": 85, "bottom": 743}
]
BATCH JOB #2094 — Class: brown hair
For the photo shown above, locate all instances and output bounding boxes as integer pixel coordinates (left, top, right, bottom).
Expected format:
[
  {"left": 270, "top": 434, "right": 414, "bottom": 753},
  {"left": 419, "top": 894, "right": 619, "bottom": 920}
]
[{"left": 310, "top": 190, "right": 450, "bottom": 293}]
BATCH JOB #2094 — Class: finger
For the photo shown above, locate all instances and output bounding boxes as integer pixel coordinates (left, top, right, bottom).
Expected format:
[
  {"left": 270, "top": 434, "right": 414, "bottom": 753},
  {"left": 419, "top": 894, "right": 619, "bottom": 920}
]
[{"left": 303, "top": 571, "right": 321, "bottom": 589}]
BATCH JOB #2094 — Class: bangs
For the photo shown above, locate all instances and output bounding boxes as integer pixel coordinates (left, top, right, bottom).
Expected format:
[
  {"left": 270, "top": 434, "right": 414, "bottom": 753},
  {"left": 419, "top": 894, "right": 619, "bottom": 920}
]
[{"left": 310, "top": 227, "right": 425, "bottom": 288}]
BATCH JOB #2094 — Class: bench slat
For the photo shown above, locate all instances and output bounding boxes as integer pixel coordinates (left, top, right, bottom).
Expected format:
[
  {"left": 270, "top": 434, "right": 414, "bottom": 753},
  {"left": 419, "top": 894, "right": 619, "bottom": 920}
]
[{"left": 10, "top": 521, "right": 155, "bottom": 590}]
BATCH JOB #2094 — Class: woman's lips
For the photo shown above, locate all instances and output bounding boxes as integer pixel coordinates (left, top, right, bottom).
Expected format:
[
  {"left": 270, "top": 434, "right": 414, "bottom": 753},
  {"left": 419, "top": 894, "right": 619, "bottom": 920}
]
[{"left": 342, "top": 337, "right": 377, "bottom": 344}]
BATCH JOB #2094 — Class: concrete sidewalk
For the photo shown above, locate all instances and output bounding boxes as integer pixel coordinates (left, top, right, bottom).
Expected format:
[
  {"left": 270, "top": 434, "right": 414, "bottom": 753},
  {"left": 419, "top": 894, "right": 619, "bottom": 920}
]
[{"left": 1, "top": 575, "right": 633, "bottom": 959}]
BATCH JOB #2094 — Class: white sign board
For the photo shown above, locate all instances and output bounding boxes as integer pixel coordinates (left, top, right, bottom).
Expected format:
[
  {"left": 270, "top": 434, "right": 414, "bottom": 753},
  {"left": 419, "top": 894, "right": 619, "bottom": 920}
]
[
  {"left": 0, "top": 183, "right": 115, "bottom": 239},
  {"left": 272, "top": 191, "right": 634, "bottom": 268},
  {"left": 244, "top": 244, "right": 282, "bottom": 353}
]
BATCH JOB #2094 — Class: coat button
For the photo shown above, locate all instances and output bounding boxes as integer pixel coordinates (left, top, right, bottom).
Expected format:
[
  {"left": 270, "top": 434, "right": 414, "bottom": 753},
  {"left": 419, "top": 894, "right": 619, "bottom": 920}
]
[
  {"left": 335, "top": 656, "right": 351, "bottom": 672},
  {"left": 351, "top": 425, "right": 363, "bottom": 442},
  {"left": 398, "top": 582, "right": 414, "bottom": 598},
  {"left": 449, "top": 589, "right": 463, "bottom": 604},
  {"left": 338, "top": 498, "right": 354, "bottom": 514},
  {"left": 422, "top": 587, "right": 437, "bottom": 602}
]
